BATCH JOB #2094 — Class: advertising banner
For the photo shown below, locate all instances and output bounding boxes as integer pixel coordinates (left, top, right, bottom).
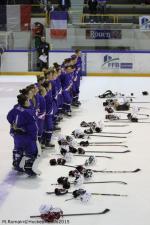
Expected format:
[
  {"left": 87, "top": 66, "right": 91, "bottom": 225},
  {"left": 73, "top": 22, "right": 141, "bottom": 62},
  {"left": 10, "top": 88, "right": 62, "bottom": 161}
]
[
  {"left": 86, "top": 30, "right": 122, "bottom": 39},
  {"left": 86, "top": 52, "right": 150, "bottom": 73}
]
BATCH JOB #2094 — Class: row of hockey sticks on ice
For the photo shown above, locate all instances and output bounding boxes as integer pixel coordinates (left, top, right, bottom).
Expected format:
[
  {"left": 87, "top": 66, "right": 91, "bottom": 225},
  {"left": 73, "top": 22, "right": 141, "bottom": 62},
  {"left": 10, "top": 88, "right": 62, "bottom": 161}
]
[
  {"left": 72, "top": 128, "right": 128, "bottom": 139},
  {"left": 59, "top": 147, "right": 128, "bottom": 164},
  {"left": 50, "top": 160, "right": 141, "bottom": 174},
  {"left": 50, "top": 155, "right": 109, "bottom": 167},
  {"left": 104, "top": 119, "right": 150, "bottom": 124},
  {"left": 59, "top": 145, "right": 130, "bottom": 156},
  {"left": 98, "top": 90, "right": 149, "bottom": 98},
  {"left": 50, "top": 154, "right": 111, "bottom": 168},
  {"left": 106, "top": 105, "right": 150, "bottom": 118},
  {"left": 79, "top": 141, "right": 128, "bottom": 147},
  {"left": 49, "top": 161, "right": 129, "bottom": 188},
  {"left": 80, "top": 121, "right": 129, "bottom": 128},
  {"left": 96, "top": 90, "right": 136, "bottom": 99},
  {"left": 105, "top": 106, "right": 149, "bottom": 117},
  {"left": 50, "top": 173, "right": 127, "bottom": 189},
  {"left": 52, "top": 147, "right": 130, "bottom": 168},
  {"left": 57, "top": 148, "right": 129, "bottom": 163},
  {"left": 30, "top": 204, "right": 110, "bottom": 222},
  {"left": 51, "top": 176, "right": 127, "bottom": 188},
  {"left": 73, "top": 150, "right": 130, "bottom": 154},
  {"left": 80, "top": 121, "right": 131, "bottom": 134},
  {"left": 114, "top": 111, "right": 149, "bottom": 117},
  {"left": 105, "top": 114, "right": 150, "bottom": 123},
  {"left": 46, "top": 188, "right": 127, "bottom": 202},
  {"left": 60, "top": 144, "right": 130, "bottom": 155},
  {"left": 57, "top": 135, "right": 128, "bottom": 147},
  {"left": 102, "top": 96, "right": 150, "bottom": 105},
  {"left": 103, "top": 99, "right": 150, "bottom": 114},
  {"left": 56, "top": 153, "right": 113, "bottom": 160}
]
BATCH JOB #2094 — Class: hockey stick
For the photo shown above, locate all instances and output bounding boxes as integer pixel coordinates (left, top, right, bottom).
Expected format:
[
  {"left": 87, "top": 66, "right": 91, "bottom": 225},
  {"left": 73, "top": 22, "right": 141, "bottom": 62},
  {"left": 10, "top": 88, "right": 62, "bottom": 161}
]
[
  {"left": 106, "top": 117, "right": 149, "bottom": 121},
  {"left": 65, "top": 193, "right": 127, "bottom": 201},
  {"left": 115, "top": 111, "right": 149, "bottom": 117},
  {"left": 51, "top": 180, "right": 127, "bottom": 186},
  {"left": 74, "top": 155, "right": 112, "bottom": 159},
  {"left": 46, "top": 191, "right": 127, "bottom": 197},
  {"left": 95, "top": 95, "right": 135, "bottom": 99},
  {"left": 30, "top": 209, "right": 110, "bottom": 219},
  {"left": 104, "top": 120, "right": 150, "bottom": 124},
  {"left": 79, "top": 141, "right": 124, "bottom": 145},
  {"left": 85, "top": 144, "right": 128, "bottom": 148},
  {"left": 104, "top": 125, "right": 129, "bottom": 127},
  {"left": 59, "top": 165, "right": 141, "bottom": 174},
  {"left": 85, "top": 150, "right": 130, "bottom": 154},
  {"left": 130, "top": 102, "right": 150, "bottom": 104},
  {"left": 79, "top": 141, "right": 128, "bottom": 148},
  {"left": 87, "top": 134, "right": 127, "bottom": 138},
  {"left": 56, "top": 154, "right": 112, "bottom": 159},
  {"left": 93, "top": 168, "right": 141, "bottom": 173},
  {"left": 92, "top": 193, "right": 127, "bottom": 197},
  {"left": 83, "top": 180, "right": 127, "bottom": 185},
  {"left": 63, "top": 209, "right": 110, "bottom": 216},
  {"left": 97, "top": 131, "right": 132, "bottom": 135}
]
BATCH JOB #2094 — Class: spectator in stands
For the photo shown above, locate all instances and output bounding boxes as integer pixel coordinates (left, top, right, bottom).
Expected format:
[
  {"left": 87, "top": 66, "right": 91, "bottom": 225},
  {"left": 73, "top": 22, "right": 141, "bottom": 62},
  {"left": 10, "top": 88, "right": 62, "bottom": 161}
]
[
  {"left": 88, "top": 0, "right": 98, "bottom": 14},
  {"left": 143, "top": 0, "right": 150, "bottom": 3},
  {"left": 37, "top": 37, "right": 50, "bottom": 71},
  {"left": 98, "top": 0, "right": 106, "bottom": 14},
  {"left": 33, "top": 22, "right": 44, "bottom": 49},
  {"left": 58, "top": 0, "right": 71, "bottom": 11}
]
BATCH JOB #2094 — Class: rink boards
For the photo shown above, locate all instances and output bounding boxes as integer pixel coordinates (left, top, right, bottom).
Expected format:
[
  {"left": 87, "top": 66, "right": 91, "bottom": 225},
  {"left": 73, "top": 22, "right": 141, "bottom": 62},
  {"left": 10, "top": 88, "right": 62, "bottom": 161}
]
[{"left": 1, "top": 50, "right": 150, "bottom": 76}]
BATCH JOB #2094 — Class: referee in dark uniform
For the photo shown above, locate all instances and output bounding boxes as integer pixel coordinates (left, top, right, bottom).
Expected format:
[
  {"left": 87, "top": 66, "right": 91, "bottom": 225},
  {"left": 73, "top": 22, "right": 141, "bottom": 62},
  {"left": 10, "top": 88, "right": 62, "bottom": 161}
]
[{"left": 37, "top": 36, "right": 50, "bottom": 71}]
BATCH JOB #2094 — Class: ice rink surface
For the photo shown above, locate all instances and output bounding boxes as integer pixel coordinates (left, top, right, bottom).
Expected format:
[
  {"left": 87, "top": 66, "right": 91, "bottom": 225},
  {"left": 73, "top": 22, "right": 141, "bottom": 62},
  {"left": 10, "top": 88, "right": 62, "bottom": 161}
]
[{"left": 0, "top": 75, "right": 150, "bottom": 225}]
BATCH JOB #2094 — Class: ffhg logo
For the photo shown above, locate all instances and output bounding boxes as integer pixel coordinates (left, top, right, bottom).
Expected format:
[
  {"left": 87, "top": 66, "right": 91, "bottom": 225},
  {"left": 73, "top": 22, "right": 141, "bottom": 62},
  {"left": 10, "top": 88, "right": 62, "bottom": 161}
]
[
  {"left": 102, "top": 55, "right": 133, "bottom": 70},
  {"left": 139, "top": 16, "right": 150, "bottom": 31},
  {"left": 102, "top": 55, "right": 120, "bottom": 69}
]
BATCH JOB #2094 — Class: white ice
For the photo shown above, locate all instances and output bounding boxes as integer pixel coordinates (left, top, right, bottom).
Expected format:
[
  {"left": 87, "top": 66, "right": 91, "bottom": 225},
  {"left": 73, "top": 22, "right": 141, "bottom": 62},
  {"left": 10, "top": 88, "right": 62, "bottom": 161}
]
[{"left": 0, "top": 76, "right": 150, "bottom": 225}]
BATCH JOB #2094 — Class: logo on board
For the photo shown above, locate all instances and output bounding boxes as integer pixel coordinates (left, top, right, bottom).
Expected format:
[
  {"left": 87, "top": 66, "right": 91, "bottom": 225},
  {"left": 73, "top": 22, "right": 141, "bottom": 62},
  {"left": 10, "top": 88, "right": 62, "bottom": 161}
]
[
  {"left": 102, "top": 55, "right": 133, "bottom": 70},
  {"left": 139, "top": 16, "right": 150, "bottom": 31}
]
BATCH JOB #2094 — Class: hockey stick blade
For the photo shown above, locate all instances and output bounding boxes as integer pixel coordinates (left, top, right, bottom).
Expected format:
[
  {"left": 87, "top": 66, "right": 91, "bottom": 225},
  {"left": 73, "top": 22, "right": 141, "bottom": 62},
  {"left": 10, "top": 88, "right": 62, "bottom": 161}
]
[
  {"left": 64, "top": 208, "right": 110, "bottom": 216},
  {"left": 133, "top": 168, "right": 141, "bottom": 172}
]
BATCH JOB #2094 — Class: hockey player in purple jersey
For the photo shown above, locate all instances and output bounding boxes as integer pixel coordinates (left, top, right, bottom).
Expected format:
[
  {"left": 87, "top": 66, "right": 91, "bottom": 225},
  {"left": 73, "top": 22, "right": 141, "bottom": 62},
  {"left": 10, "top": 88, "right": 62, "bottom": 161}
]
[
  {"left": 70, "top": 55, "right": 81, "bottom": 106},
  {"left": 7, "top": 94, "right": 40, "bottom": 176},
  {"left": 54, "top": 67, "right": 64, "bottom": 117},
  {"left": 41, "top": 81, "right": 55, "bottom": 148},
  {"left": 45, "top": 69, "right": 61, "bottom": 130},
  {"left": 37, "top": 86, "right": 46, "bottom": 147},
  {"left": 60, "top": 65, "right": 73, "bottom": 116}
]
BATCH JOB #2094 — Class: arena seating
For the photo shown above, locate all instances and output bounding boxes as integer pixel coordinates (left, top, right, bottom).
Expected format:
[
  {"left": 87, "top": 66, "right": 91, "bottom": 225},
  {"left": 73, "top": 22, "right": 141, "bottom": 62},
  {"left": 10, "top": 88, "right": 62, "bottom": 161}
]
[
  {"left": 84, "top": 0, "right": 150, "bottom": 4},
  {"left": 82, "top": 0, "right": 150, "bottom": 24}
]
